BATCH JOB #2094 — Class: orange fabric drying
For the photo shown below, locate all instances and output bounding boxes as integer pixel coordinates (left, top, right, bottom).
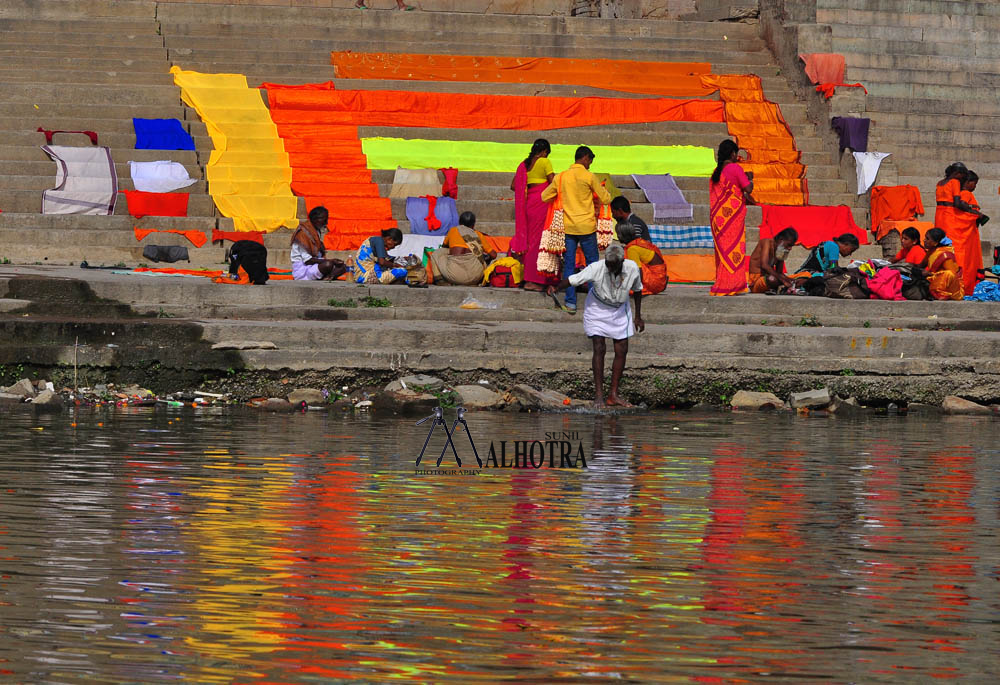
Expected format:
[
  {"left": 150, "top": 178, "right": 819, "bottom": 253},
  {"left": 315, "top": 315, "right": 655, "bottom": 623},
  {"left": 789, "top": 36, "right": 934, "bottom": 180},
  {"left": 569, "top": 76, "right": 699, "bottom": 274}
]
[
  {"left": 870, "top": 185, "right": 925, "bottom": 238},
  {"left": 267, "top": 88, "right": 725, "bottom": 130},
  {"left": 331, "top": 51, "right": 715, "bottom": 97},
  {"left": 953, "top": 189, "right": 984, "bottom": 295},
  {"left": 663, "top": 253, "right": 716, "bottom": 283},
  {"left": 134, "top": 266, "right": 293, "bottom": 281},
  {"left": 212, "top": 228, "right": 264, "bottom": 244},
  {"left": 266, "top": 94, "right": 397, "bottom": 252},
  {"left": 701, "top": 74, "right": 806, "bottom": 206},
  {"left": 259, "top": 81, "right": 335, "bottom": 91},
  {"left": 133, "top": 226, "right": 207, "bottom": 248},
  {"left": 799, "top": 53, "right": 846, "bottom": 85},
  {"left": 135, "top": 267, "right": 221, "bottom": 277}
]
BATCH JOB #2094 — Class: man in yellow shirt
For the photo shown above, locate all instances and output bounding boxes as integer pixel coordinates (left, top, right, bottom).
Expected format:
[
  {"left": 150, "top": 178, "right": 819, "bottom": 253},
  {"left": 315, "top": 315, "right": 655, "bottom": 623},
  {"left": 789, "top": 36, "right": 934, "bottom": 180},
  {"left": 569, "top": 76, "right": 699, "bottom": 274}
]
[{"left": 541, "top": 146, "right": 612, "bottom": 313}]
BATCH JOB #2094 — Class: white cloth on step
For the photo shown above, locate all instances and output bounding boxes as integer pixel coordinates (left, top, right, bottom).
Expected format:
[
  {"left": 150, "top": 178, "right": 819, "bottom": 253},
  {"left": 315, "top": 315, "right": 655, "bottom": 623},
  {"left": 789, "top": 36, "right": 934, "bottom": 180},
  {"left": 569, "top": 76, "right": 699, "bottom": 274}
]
[
  {"left": 129, "top": 160, "right": 197, "bottom": 193},
  {"left": 854, "top": 151, "right": 891, "bottom": 194},
  {"left": 41, "top": 145, "right": 118, "bottom": 215},
  {"left": 388, "top": 234, "right": 444, "bottom": 258}
]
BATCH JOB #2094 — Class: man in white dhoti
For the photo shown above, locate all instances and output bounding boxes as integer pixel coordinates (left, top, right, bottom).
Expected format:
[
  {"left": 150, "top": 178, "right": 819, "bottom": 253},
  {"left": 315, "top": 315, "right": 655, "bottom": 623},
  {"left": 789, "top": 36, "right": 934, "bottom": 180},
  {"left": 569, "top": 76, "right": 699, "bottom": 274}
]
[{"left": 548, "top": 243, "right": 645, "bottom": 407}]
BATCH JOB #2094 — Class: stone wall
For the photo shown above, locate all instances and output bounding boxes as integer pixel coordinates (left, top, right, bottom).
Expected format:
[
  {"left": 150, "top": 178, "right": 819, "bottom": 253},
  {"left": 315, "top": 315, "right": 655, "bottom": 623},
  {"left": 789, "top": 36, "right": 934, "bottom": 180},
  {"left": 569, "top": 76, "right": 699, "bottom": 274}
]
[{"left": 151, "top": 0, "right": 697, "bottom": 18}]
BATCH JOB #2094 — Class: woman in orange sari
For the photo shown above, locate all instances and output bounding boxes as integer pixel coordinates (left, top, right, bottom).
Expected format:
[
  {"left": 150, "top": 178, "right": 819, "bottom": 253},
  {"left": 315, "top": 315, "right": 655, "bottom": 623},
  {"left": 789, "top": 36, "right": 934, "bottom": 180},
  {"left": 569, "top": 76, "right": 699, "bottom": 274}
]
[
  {"left": 619, "top": 223, "right": 668, "bottom": 295},
  {"left": 934, "top": 162, "right": 967, "bottom": 237},
  {"left": 922, "top": 228, "right": 964, "bottom": 300},
  {"left": 952, "top": 170, "right": 988, "bottom": 295},
  {"left": 709, "top": 139, "right": 753, "bottom": 296}
]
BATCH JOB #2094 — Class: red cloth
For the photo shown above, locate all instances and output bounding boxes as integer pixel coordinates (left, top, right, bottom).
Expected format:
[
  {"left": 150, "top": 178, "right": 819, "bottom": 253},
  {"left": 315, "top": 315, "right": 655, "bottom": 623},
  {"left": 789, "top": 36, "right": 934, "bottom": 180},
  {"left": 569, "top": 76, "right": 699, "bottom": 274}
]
[
  {"left": 816, "top": 83, "right": 868, "bottom": 99},
  {"left": 870, "top": 185, "right": 924, "bottom": 237},
  {"left": 799, "top": 53, "right": 846, "bottom": 85},
  {"left": 123, "top": 190, "right": 189, "bottom": 218},
  {"left": 133, "top": 226, "right": 207, "bottom": 248},
  {"left": 212, "top": 228, "right": 264, "bottom": 244},
  {"left": 423, "top": 195, "right": 441, "bottom": 231},
  {"left": 758, "top": 205, "right": 868, "bottom": 248},
  {"left": 440, "top": 167, "right": 458, "bottom": 199},
  {"left": 37, "top": 127, "right": 98, "bottom": 145}
]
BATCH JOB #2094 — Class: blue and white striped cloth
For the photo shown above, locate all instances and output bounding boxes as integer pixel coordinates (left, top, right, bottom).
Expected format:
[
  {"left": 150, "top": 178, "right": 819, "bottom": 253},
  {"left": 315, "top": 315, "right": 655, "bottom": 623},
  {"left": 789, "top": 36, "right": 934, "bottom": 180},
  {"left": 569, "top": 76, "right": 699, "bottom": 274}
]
[{"left": 648, "top": 224, "right": 713, "bottom": 250}]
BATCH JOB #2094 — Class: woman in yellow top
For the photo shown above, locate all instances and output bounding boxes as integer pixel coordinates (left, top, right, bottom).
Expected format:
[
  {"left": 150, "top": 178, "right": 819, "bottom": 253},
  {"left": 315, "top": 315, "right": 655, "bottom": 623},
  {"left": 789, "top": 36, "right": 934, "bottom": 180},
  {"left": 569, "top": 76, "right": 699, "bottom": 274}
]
[
  {"left": 922, "top": 228, "right": 964, "bottom": 300},
  {"left": 510, "top": 139, "right": 556, "bottom": 291}
]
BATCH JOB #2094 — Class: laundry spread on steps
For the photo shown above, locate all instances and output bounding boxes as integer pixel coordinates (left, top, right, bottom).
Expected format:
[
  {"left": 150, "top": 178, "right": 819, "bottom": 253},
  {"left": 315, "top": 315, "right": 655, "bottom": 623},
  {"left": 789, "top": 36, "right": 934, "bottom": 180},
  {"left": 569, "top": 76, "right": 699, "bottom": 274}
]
[
  {"left": 41, "top": 145, "right": 118, "bottom": 216},
  {"left": 170, "top": 66, "right": 298, "bottom": 232},
  {"left": 132, "top": 118, "right": 197, "bottom": 151},
  {"left": 122, "top": 189, "right": 189, "bottom": 218}
]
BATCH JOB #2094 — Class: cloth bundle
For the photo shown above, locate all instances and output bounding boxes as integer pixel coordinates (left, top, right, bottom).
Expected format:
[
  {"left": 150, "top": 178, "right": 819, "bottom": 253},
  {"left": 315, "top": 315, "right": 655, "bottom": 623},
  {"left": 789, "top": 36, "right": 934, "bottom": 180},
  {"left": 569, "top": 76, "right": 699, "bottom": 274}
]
[
  {"left": 869, "top": 185, "right": 924, "bottom": 237},
  {"left": 41, "top": 145, "right": 118, "bottom": 215},
  {"left": 759, "top": 205, "right": 868, "bottom": 247},
  {"left": 632, "top": 174, "right": 693, "bottom": 220}
]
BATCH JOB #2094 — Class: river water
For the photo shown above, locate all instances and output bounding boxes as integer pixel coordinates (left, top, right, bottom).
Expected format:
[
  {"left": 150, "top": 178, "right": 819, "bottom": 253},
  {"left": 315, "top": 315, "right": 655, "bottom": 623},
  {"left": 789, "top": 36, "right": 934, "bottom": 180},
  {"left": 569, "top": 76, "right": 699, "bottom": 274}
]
[{"left": 0, "top": 406, "right": 997, "bottom": 683}]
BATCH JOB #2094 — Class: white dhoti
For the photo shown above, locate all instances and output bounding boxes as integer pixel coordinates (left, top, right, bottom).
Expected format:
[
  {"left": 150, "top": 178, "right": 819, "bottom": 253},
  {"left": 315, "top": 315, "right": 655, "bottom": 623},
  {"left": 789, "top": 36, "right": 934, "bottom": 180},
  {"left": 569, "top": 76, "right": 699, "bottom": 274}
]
[{"left": 582, "top": 289, "right": 634, "bottom": 340}]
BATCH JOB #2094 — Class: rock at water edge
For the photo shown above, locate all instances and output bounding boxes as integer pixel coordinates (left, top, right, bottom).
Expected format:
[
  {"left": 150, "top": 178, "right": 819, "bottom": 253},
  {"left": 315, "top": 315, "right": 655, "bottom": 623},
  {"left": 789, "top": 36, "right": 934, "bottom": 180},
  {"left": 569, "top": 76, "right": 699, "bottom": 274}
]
[
  {"left": 3, "top": 379, "right": 36, "bottom": 398},
  {"left": 789, "top": 388, "right": 832, "bottom": 409},
  {"left": 373, "top": 389, "right": 439, "bottom": 416},
  {"left": 730, "top": 390, "right": 784, "bottom": 410},
  {"left": 941, "top": 395, "right": 992, "bottom": 415},
  {"left": 288, "top": 388, "right": 326, "bottom": 406},
  {"left": 264, "top": 398, "right": 296, "bottom": 412},
  {"left": 385, "top": 375, "right": 445, "bottom": 393},
  {"left": 509, "top": 384, "right": 571, "bottom": 410},
  {"left": 454, "top": 385, "right": 504, "bottom": 411},
  {"left": 828, "top": 396, "right": 860, "bottom": 415},
  {"left": 31, "top": 390, "right": 63, "bottom": 411}
]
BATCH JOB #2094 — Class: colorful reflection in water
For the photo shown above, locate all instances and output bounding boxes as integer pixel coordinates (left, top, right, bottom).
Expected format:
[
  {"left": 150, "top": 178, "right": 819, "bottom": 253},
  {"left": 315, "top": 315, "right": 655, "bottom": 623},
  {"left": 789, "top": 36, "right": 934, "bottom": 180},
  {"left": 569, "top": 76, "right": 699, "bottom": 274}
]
[{"left": 0, "top": 408, "right": 997, "bottom": 682}]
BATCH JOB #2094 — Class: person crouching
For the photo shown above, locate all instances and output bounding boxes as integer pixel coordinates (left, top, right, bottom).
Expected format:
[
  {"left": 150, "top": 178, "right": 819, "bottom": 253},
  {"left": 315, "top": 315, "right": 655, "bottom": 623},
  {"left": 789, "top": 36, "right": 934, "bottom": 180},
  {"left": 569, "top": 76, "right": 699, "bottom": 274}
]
[
  {"left": 548, "top": 243, "right": 645, "bottom": 407},
  {"left": 290, "top": 206, "right": 348, "bottom": 281}
]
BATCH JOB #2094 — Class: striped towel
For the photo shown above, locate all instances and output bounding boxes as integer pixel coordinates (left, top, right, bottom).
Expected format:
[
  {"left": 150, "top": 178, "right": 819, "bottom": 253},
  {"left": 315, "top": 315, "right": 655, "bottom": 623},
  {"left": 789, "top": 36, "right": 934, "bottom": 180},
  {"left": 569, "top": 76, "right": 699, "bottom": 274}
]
[{"left": 648, "top": 225, "right": 713, "bottom": 250}]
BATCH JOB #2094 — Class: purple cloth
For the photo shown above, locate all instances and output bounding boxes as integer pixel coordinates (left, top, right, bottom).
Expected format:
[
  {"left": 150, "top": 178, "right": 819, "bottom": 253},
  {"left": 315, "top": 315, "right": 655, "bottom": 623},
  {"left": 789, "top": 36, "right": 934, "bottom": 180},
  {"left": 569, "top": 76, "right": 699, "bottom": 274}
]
[
  {"left": 631, "top": 174, "right": 692, "bottom": 221},
  {"left": 831, "top": 116, "right": 870, "bottom": 153},
  {"left": 404, "top": 196, "right": 460, "bottom": 235}
]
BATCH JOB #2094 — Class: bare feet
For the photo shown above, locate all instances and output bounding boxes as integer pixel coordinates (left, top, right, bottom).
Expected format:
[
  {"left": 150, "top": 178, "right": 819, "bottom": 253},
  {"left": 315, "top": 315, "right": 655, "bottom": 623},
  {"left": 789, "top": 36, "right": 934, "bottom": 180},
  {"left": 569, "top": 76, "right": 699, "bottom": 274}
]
[
  {"left": 523, "top": 282, "right": 544, "bottom": 291},
  {"left": 605, "top": 395, "right": 633, "bottom": 408},
  {"left": 593, "top": 396, "right": 605, "bottom": 408}
]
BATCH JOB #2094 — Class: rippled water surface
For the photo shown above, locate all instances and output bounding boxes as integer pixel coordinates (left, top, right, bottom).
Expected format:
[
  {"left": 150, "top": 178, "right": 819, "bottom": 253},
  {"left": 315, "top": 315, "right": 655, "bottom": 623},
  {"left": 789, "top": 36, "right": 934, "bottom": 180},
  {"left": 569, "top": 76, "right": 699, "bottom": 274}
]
[{"left": 0, "top": 407, "right": 998, "bottom": 683}]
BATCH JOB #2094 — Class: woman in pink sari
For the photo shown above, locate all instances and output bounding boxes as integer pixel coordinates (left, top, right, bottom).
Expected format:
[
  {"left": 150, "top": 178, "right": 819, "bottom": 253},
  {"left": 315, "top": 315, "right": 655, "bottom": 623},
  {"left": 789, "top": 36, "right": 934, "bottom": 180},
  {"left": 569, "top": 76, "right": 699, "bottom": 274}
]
[
  {"left": 510, "top": 139, "right": 556, "bottom": 291},
  {"left": 709, "top": 139, "right": 754, "bottom": 296}
]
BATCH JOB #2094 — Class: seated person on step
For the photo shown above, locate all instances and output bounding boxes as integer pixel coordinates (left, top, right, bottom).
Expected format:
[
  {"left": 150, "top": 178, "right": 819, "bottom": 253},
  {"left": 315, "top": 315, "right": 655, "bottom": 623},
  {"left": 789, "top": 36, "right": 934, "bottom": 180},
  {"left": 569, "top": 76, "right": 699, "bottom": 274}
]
[
  {"left": 748, "top": 227, "right": 798, "bottom": 293},
  {"left": 429, "top": 212, "right": 496, "bottom": 286},
  {"left": 353, "top": 227, "right": 410, "bottom": 285},
  {"left": 619, "top": 222, "right": 668, "bottom": 295},
  {"left": 792, "top": 233, "right": 860, "bottom": 278},
  {"left": 889, "top": 226, "right": 927, "bottom": 266},
  {"left": 610, "top": 196, "right": 651, "bottom": 242},
  {"left": 922, "top": 227, "right": 964, "bottom": 301},
  {"left": 290, "top": 206, "right": 348, "bottom": 281}
]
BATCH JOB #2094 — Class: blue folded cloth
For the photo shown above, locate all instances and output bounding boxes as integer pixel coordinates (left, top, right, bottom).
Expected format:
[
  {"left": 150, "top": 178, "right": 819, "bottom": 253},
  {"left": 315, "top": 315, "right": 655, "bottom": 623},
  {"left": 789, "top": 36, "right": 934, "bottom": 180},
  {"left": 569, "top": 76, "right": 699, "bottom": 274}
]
[
  {"left": 405, "top": 196, "right": 459, "bottom": 235},
  {"left": 964, "top": 280, "right": 1000, "bottom": 301},
  {"left": 133, "top": 118, "right": 196, "bottom": 151}
]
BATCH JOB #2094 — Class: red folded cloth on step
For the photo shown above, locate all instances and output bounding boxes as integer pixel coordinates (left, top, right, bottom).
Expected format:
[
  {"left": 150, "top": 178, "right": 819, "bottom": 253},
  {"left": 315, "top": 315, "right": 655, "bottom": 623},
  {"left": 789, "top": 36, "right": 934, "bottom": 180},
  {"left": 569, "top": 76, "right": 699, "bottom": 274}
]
[
  {"left": 123, "top": 190, "right": 189, "bottom": 218},
  {"left": 211, "top": 228, "right": 264, "bottom": 244},
  {"left": 440, "top": 167, "right": 458, "bottom": 199},
  {"left": 424, "top": 195, "right": 441, "bottom": 231},
  {"left": 133, "top": 226, "right": 207, "bottom": 248},
  {"left": 816, "top": 83, "right": 868, "bottom": 99},
  {"left": 759, "top": 205, "right": 868, "bottom": 248},
  {"left": 37, "top": 127, "right": 98, "bottom": 145}
]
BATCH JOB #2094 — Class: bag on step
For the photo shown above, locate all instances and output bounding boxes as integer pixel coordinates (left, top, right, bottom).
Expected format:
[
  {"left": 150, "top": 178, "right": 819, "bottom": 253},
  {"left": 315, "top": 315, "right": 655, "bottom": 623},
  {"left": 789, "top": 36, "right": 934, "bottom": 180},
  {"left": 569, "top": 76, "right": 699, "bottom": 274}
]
[
  {"left": 142, "top": 244, "right": 189, "bottom": 263},
  {"left": 823, "top": 267, "right": 870, "bottom": 299}
]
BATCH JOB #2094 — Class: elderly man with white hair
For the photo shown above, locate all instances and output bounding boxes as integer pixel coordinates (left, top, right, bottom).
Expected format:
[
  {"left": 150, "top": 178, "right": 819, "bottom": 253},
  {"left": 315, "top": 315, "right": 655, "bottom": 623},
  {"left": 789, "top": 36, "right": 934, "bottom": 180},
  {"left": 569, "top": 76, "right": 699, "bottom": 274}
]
[{"left": 548, "top": 242, "right": 645, "bottom": 407}]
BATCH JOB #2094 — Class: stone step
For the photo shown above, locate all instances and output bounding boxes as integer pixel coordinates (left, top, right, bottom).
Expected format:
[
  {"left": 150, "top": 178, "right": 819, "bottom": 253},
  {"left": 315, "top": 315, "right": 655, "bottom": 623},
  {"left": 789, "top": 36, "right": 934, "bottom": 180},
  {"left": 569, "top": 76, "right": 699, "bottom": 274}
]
[
  {"left": 867, "top": 111, "right": 1000, "bottom": 133},
  {"left": 0, "top": 117, "right": 206, "bottom": 138},
  {"left": 848, "top": 66, "right": 1000, "bottom": 90},
  {"left": 0, "top": 0, "right": 155, "bottom": 20},
  {"left": 819, "top": 7, "right": 1000, "bottom": 30},
  {"left": 832, "top": 36, "right": 1000, "bottom": 59},
  {"left": 0, "top": 146, "right": 200, "bottom": 166},
  {"left": 0, "top": 30, "right": 164, "bottom": 49},
  {"left": 873, "top": 127, "right": 1000, "bottom": 148},
  {"left": 0, "top": 45, "right": 168, "bottom": 61},
  {"left": 866, "top": 95, "right": 1000, "bottom": 118},
  {"left": 2, "top": 174, "right": 209, "bottom": 195},
  {"left": 0, "top": 103, "right": 191, "bottom": 121},
  {"left": 842, "top": 49, "right": 1000, "bottom": 76},
  {"left": 0, "top": 189, "right": 216, "bottom": 216},
  {"left": 816, "top": 0, "right": 1000, "bottom": 16},
  {"left": 0, "top": 212, "right": 229, "bottom": 232},
  {"left": 0, "top": 17, "right": 155, "bottom": 33},
  {"left": 0, "top": 83, "right": 182, "bottom": 107},
  {"left": 155, "top": 5, "right": 761, "bottom": 40},
  {"left": 0, "top": 68, "right": 175, "bottom": 87}
]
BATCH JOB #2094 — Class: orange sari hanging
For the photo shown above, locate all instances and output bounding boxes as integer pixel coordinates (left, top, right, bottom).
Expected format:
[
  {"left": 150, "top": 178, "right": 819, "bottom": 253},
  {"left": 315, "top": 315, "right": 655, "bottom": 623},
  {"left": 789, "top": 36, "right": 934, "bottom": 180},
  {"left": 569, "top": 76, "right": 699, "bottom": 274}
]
[{"left": 952, "top": 189, "right": 984, "bottom": 295}]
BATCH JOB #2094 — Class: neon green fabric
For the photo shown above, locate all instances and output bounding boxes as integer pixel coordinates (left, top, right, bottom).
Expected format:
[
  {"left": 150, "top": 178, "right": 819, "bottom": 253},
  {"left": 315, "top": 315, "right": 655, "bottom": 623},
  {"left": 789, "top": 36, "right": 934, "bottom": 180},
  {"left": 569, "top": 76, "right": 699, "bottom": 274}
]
[{"left": 360, "top": 138, "right": 715, "bottom": 177}]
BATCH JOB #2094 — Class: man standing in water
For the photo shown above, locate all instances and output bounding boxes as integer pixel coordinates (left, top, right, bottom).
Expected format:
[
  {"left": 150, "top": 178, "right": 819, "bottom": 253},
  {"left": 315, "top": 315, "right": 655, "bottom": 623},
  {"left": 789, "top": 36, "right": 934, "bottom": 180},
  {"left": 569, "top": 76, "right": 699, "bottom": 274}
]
[{"left": 548, "top": 243, "right": 644, "bottom": 407}]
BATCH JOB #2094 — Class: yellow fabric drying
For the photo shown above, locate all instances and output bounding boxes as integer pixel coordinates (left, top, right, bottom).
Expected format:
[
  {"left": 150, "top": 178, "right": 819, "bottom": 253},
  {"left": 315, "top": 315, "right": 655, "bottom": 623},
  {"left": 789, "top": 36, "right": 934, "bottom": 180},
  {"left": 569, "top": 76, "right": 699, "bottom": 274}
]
[{"left": 169, "top": 67, "right": 297, "bottom": 232}]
